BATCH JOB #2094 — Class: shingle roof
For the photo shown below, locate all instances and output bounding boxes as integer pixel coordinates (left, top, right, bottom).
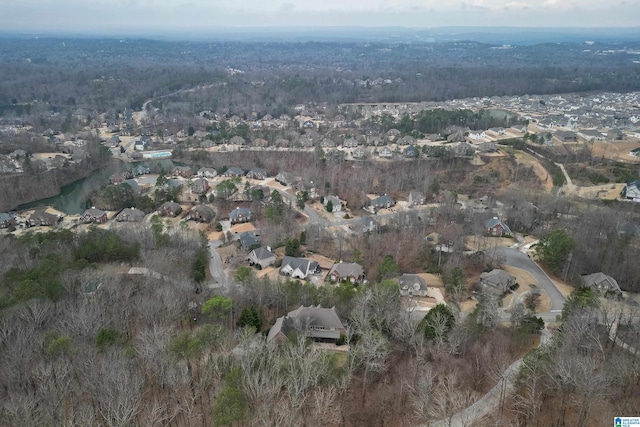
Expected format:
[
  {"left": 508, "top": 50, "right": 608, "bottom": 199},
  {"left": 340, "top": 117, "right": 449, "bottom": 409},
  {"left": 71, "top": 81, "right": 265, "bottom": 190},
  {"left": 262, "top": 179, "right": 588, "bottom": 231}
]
[
  {"left": 239, "top": 231, "right": 260, "bottom": 248},
  {"left": 230, "top": 207, "right": 251, "bottom": 220},
  {"left": 329, "top": 262, "right": 364, "bottom": 279},
  {"left": 281, "top": 256, "right": 319, "bottom": 274},
  {"left": 479, "top": 269, "right": 516, "bottom": 288},
  {"left": 484, "top": 218, "right": 512, "bottom": 235},
  {"left": 581, "top": 272, "right": 621, "bottom": 293},
  {"left": 251, "top": 246, "right": 274, "bottom": 260},
  {"left": 399, "top": 274, "right": 427, "bottom": 292},
  {"left": 267, "top": 305, "right": 344, "bottom": 342}
]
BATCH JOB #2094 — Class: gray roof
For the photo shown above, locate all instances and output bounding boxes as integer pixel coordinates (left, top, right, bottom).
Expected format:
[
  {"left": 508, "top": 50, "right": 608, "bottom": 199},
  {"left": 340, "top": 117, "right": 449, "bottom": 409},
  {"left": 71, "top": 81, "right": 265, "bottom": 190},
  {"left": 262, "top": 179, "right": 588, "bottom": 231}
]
[
  {"left": 226, "top": 166, "right": 244, "bottom": 175},
  {"left": 250, "top": 246, "right": 274, "bottom": 260},
  {"left": 122, "top": 179, "right": 141, "bottom": 192},
  {"left": 160, "top": 201, "right": 181, "bottom": 212},
  {"left": 281, "top": 256, "right": 319, "bottom": 274},
  {"left": 484, "top": 217, "right": 512, "bottom": 235},
  {"left": 399, "top": 274, "right": 428, "bottom": 292},
  {"left": 239, "top": 231, "right": 260, "bottom": 248},
  {"left": 329, "top": 262, "right": 364, "bottom": 279},
  {"left": 479, "top": 269, "right": 516, "bottom": 289},
  {"left": 192, "top": 205, "right": 215, "bottom": 221},
  {"left": 371, "top": 194, "right": 395, "bottom": 207},
  {"left": 117, "top": 208, "right": 145, "bottom": 221},
  {"left": 581, "top": 272, "right": 622, "bottom": 294},
  {"left": 267, "top": 305, "right": 344, "bottom": 342},
  {"left": 230, "top": 207, "right": 251, "bottom": 220},
  {"left": 247, "top": 168, "right": 267, "bottom": 177}
]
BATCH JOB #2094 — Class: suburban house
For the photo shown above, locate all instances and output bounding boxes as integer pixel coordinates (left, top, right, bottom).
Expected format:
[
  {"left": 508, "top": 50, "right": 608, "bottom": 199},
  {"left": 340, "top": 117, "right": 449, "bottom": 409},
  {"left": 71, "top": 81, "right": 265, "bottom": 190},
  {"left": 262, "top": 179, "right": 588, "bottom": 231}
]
[
  {"left": 267, "top": 305, "right": 346, "bottom": 344},
  {"left": 577, "top": 130, "right": 605, "bottom": 142},
  {"left": 106, "top": 135, "right": 121, "bottom": 146},
  {"left": 398, "top": 274, "right": 428, "bottom": 297},
  {"left": 447, "top": 129, "right": 466, "bottom": 143},
  {"left": 581, "top": 272, "right": 622, "bottom": 295},
  {"left": 451, "top": 141, "right": 476, "bottom": 157},
  {"left": 353, "top": 216, "right": 379, "bottom": 234},
  {"left": 327, "top": 262, "right": 365, "bottom": 284},
  {"left": 408, "top": 191, "right": 425, "bottom": 206},
  {"left": 621, "top": 181, "right": 640, "bottom": 201},
  {"left": 110, "top": 171, "right": 129, "bottom": 184},
  {"left": 296, "top": 181, "right": 318, "bottom": 199},
  {"left": 485, "top": 217, "right": 512, "bottom": 237},
  {"left": 403, "top": 145, "right": 418, "bottom": 158},
  {"left": 352, "top": 147, "right": 367, "bottom": 159},
  {"left": 224, "top": 166, "right": 245, "bottom": 177},
  {"left": 246, "top": 168, "right": 268, "bottom": 180},
  {"left": 248, "top": 246, "right": 276, "bottom": 269},
  {"left": 173, "top": 166, "right": 193, "bottom": 178},
  {"left": 0, "top": 212, "right": 16, "bottom": 229},
  {"left": 115, "top": 207, "right": 145, "bottom": 222},
  {"left": 378, "top": 146, "right": 393, "bottom": 158},
  {"left": 370, "top": 194, "right": 395, "bottom": 210},
  {"left": 555, "top": 130, "right": 578, "bottom": 143},
  {"left": 479, "top": 269, "right": 517, "bottom": 294},
  {"left": 280, "top": 256, "right": 321, "bottom": 279},
  {"left": 238, "top": 231, "right": 260, "bottom": 250},
  {"left": 80, "top": 208, "right": 108, "bottom": 224},
  {"left": 478, "top": 141, "right": 497, "bottom": 153},
  {"left": 468, "top": 130, "right": 486, "bottom": 140},
  {"left": 29, "top": 211, "right": 58, "bottom": 227},
  {"left": 275, "top": 171, "right": 297, "bottom": 187},
  {"left": 197, "top": 167, "right": 218, "bottom": 179},
  {"left": 158, "top": 201, "right": 182, "bottom": 217},
  {"left": 324, "top": 195, "right": 344, "bottom": 212},
  {"left": 122, "top": 179, "right": 142, "bottom": 195},
  {"left": 133, "top": 165, "right": 150, "bottom": 176},
  {"left": 229, "top": 207, "right": 252, "bottom": 224},
  {"left": 191, "top": 178, "right": 209, "bottom": 194},
  {"left": 186, "top": 205, "right": 215, "bottom": 223}
]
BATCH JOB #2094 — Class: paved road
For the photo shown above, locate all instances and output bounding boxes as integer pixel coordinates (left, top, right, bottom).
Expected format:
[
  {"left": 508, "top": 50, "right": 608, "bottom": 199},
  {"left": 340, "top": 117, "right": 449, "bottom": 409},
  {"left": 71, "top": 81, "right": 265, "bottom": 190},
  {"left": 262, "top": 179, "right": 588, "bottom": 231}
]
[
  {"left": 489, "top": 246, "right": 566, "bottom": 312},
  {"left": 208, "top": 242, "right": 229, "bottom": 288},
  {"left": 274, "top": 189, "right": 328, "bottom": 226}
]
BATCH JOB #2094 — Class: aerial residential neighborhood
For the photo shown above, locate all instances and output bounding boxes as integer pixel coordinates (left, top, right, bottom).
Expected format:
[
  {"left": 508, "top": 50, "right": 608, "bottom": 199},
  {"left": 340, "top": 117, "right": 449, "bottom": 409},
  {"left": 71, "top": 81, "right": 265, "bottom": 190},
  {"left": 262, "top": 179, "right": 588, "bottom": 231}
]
[{"left": 2, "top": 26, "right": 640, "bottom": 427}]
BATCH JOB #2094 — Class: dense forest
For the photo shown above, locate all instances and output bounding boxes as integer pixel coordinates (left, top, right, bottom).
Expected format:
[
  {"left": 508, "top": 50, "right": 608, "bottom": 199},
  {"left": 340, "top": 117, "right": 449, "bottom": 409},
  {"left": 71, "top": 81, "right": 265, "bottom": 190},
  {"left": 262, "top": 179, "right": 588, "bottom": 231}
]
[{"left": 2, "top": 38, "right": 640, "bottom": 117}]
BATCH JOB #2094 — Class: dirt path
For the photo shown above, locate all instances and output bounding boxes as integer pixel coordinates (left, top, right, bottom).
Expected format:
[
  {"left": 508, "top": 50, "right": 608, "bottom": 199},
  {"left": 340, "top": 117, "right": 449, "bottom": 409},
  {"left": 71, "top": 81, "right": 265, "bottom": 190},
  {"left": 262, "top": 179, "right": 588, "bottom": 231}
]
[
  {"left": 514, "top": 152, "right": 553, "bottom": 192},
  {"left": 426, "top": 328, "right": 552, "bottom": 427}
]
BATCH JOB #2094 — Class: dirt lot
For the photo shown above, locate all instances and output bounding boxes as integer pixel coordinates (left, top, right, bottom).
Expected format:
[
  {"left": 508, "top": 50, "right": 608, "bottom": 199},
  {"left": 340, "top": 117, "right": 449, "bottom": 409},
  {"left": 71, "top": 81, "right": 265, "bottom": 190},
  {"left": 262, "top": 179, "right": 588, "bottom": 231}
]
[
  {"left": 466, "top": 235, "right": 516, "bottom": 251},
  {"left": 574, "top": 183, "right": 625, "bottom": 200},
  {"left": 590, "top": 141, "right": 640, "bottom": 163}
]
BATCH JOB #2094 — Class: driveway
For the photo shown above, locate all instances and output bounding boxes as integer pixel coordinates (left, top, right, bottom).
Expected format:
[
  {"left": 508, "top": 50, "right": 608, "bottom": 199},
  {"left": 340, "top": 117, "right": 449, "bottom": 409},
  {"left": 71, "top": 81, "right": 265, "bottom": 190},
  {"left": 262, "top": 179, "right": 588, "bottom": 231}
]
[{"left": 489, "top": 246, "right": 566, "bottom": 312}]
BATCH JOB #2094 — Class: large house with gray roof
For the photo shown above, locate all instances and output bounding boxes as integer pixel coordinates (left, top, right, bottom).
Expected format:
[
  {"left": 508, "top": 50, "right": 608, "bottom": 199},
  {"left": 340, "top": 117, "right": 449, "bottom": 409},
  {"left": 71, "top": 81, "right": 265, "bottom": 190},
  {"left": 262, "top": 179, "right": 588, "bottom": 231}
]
[
  {"left": 479, "top": 269, "right": 516, "bottom": 294},
  {"left": 370, "top": 194, "right": 395, "bottom": 210},
  {"left": 328, "top": 262, "right": 365, "bottom": 284},
  {"left": 229, "top": 207, "right": 252, "bottom": 224},
  {"left": 267, "top": 305, "right": 346, "bottom": 344},
  {"left": 398, "top": 274, "right": 428, "bottom": 297},
  {"left": 248, "top": 247, "right": 276, "bottom": 269},
  {"left": 280, "top": 256, "right": 321, "bottom": 279},
  {"left": 581, "top": 272, "right": 622, "bottom": 295}
]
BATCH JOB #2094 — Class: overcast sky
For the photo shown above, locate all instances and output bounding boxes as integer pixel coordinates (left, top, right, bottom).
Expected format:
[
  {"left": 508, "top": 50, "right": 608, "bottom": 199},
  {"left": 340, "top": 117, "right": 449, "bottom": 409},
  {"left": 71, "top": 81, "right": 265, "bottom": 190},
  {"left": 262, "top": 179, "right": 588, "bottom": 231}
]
[{"left": 1, "top": 0, "right": 639, "bottom": 34}]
